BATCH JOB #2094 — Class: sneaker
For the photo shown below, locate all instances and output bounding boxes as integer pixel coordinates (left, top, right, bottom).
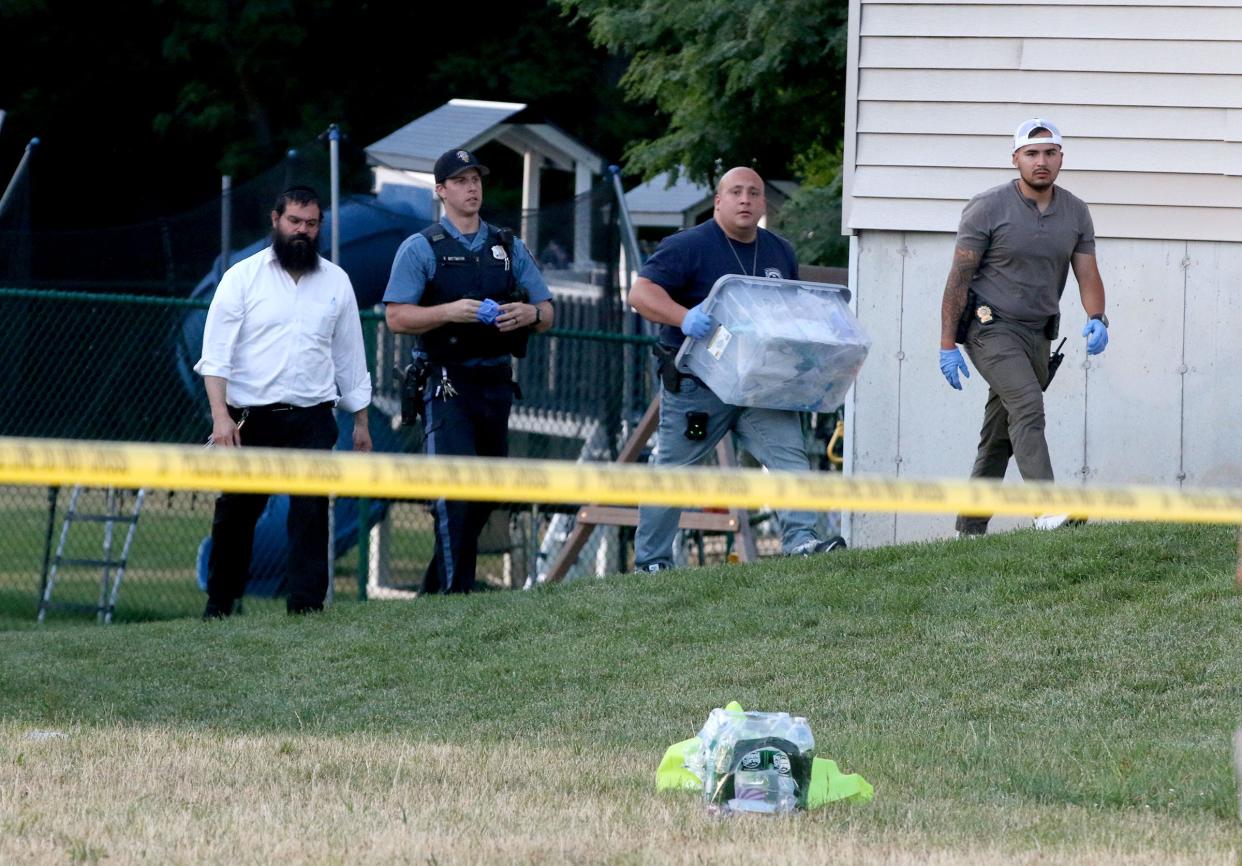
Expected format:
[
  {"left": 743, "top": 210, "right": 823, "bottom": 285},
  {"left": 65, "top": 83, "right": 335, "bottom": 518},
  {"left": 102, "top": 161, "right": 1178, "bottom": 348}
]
[
  {"left": 634, "top": 562, "right": 671, "bottom": 574},
  {"left": 1033, "top": 514, "right": 1087, "bottom": 531},
  {"left": 788, "top": 536, "right": 847, "bottom": 557}
]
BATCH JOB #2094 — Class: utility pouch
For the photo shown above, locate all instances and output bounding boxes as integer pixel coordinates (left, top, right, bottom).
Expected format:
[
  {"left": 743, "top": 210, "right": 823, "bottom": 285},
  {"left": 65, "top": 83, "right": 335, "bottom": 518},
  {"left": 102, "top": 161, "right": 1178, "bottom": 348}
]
[
  {"left": 397, "top": 356, "right": 430, "bottom": 427},
  {"left": 684, "top": 411, "right": 709, "bottom": 442},
  {"left": 1043, "top": 313, "right": 1060, "bottom": 340},
  {"left": 654, "top": 344, "right": 682, "bottom": 394},
  {"left": 954, "top": 289, "right": 978, "bottom": 345}
]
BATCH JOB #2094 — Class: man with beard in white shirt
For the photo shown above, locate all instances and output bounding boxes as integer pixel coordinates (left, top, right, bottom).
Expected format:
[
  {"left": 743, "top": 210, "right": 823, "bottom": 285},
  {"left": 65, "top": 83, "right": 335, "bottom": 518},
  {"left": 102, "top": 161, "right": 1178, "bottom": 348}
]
[{"left": 195, "top": 185, "right": 372, "bottom": 617}]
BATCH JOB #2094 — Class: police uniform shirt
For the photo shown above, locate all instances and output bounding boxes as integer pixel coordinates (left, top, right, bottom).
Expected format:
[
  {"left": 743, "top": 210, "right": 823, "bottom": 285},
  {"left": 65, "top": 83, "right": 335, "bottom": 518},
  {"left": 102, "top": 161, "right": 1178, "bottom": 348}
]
[
  {"left": 383, "top": 216, "right": 551, "bottom": 309},
  {"left": 956, "top": 179, "right": 1096, "bottom": 329},
  {"left": 195, "top": 246, "right": 372, "bottom": 412},
  {"left": 639, "top": 219, "right": 798, "bottom": 348}
]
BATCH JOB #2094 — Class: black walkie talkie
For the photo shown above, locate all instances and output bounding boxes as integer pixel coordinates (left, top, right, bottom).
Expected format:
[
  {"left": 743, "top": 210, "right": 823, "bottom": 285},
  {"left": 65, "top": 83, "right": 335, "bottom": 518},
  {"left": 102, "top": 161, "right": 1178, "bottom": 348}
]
[{"left": 1044, "top": 338, "right": 1068, "bottom": 392}]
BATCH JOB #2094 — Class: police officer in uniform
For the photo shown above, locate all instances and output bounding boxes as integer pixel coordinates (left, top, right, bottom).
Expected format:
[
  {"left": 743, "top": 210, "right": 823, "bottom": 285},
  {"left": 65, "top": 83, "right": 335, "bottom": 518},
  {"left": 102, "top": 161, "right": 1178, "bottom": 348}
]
[{"left": 384, "top": 149, "right": 554, "bottom": 593}]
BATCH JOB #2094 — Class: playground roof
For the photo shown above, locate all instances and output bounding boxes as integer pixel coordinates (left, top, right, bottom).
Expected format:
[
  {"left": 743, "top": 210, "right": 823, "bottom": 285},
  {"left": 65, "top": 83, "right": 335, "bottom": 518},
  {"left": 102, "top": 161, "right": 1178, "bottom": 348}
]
[
  {"left": 365, "top": 99, "right": 602, "bottom": 174},
  {"left": 624, "top": 171, "right": 800, "bottom": 228},
  {"left": 624, "top": 171, "right": 713, "bottom": 223}
]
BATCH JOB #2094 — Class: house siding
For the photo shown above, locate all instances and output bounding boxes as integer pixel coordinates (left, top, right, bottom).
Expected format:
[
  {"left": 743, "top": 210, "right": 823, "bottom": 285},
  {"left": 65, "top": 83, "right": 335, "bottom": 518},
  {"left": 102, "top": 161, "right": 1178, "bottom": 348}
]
[{"left": 842, "top": 0, "right": 1242, "bottom": 547}]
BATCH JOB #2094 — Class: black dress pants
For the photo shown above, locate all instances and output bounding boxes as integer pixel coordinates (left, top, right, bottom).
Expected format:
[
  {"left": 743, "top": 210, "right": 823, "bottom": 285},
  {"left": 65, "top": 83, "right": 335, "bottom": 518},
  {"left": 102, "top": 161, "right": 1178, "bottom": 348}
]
[
  {"left": 205, "top": 403, "right": 338, "bottom": 614},
  {"left": 420, "top": 372, "right": 513, "bottom": 594}
]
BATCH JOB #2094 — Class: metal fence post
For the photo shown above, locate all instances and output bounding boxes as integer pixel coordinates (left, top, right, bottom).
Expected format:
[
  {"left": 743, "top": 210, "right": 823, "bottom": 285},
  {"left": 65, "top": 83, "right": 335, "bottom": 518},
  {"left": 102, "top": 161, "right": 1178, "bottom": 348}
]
[
  {"left": 219, "top": 175, "right": 232, "bottom": 281},
  {"left": 357, "top": 497, "right": 369, "bottom": 601}
]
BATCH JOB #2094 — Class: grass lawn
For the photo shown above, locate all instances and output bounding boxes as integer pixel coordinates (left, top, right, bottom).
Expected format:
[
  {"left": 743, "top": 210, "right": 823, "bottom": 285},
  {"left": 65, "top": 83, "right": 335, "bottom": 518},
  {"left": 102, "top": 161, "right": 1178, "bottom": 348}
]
[
  {"left": 1, "top": 522, "right": 1240, "bottom": 864},
  {"left": 0, "top": 491, "right": 451, "bottom": 628}
]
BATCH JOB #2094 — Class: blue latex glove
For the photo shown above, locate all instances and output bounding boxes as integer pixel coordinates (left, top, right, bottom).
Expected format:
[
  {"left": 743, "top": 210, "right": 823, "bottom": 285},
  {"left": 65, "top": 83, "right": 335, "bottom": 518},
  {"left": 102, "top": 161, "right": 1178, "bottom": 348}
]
[
  {"left": 1083, "top": 318, "right": 1108, "bottom": 355},
  {"left": 939, "top": 348, "right": 970, "bottom": 390},
  {"left": 681, "top": 304, "right": 712, "bottom": 339},
  {"left": 477, "top": 298, "right": 500, "bottom": 326}
]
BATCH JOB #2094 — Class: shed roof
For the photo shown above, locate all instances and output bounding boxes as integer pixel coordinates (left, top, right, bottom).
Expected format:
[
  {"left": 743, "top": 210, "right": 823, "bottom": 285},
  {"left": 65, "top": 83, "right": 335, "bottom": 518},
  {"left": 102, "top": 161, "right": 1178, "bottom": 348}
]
[
  {"left": 624, "top": 170, "right": 798, "bottom": 227},
  {"left": 624, "top": 172, "right": 713, "bottom": 224},
  {"left": 365, "top": 99, "right": 525, "bottom": 172},
  {"left": 365, "top": 99, "right": 604, "bottom": 175}
]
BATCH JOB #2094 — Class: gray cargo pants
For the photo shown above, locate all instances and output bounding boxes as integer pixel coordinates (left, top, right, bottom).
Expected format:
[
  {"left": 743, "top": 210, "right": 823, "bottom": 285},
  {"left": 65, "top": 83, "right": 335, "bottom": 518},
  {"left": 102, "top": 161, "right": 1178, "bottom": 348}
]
[{"left": 955, "top": 318, "right": 1053, "bottom": 535}]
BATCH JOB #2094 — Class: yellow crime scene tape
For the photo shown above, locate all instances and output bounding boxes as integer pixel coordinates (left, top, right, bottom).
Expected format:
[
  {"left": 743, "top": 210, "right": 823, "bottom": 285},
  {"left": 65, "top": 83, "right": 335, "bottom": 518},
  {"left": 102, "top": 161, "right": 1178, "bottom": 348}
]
[{"left": 2, "top": 436, "right": 1242, "bottom": 524}]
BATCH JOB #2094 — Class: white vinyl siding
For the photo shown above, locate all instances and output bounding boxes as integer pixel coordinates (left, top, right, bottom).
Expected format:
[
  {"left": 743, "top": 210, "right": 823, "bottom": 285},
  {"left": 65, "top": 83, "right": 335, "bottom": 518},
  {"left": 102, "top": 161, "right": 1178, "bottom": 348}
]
[
  {"left": 843, "top": 0, "right": 1242, "bottom": 240},
  {"left": 842, "top": 1, "right": 1242, "bottom": 548}
]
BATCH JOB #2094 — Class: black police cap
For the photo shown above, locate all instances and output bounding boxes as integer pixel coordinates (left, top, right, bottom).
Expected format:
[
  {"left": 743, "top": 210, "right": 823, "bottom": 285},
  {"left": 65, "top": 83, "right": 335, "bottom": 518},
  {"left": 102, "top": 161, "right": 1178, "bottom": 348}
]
[{"left": 433, "top": 149, "right": 490, "bottom": 184}]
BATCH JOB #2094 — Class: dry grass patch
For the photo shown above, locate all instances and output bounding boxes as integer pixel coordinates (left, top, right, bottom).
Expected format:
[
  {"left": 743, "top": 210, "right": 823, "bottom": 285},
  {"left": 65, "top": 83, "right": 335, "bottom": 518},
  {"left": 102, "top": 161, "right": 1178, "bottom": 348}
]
[{"left": 1, "top": 723, "right": 1237, "bottom": 866}]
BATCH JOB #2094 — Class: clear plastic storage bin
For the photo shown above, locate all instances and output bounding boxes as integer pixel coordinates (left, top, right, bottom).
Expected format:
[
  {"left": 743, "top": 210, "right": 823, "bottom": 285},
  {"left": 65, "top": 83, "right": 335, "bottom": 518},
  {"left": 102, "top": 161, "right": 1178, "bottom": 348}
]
[{"left": 675, "top": 275, "right": 870, "bottom": 413}]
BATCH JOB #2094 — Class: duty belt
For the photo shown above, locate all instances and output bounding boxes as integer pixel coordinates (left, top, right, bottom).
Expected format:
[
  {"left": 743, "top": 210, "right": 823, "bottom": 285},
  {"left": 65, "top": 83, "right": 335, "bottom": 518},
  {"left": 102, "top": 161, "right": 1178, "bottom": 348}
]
[{"left": 427, "top": 363, "right": 514, "bottom": 385}]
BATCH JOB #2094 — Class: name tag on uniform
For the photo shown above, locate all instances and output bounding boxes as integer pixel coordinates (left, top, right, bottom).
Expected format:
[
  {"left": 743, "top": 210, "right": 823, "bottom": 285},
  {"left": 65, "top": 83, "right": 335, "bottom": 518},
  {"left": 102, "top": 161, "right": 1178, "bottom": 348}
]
[
  {"left": 443, "top": 255, "right": 467, "bottom": 263},
  {"left": 491, "top": 245, "right": 508, "bottom": 261}
]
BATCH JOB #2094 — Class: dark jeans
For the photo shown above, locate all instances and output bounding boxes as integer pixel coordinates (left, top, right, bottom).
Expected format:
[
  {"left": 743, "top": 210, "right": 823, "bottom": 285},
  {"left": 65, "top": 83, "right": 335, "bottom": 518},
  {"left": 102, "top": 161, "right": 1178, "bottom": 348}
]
[
  {"left": 956, "top": 318, "right": 1053, "bottom": 535},
  {"left": 421, "top": 372, "right": 513, "bottom": 594},
  {"left": 205, "top": 403, "right": 338, "bottom": 614}
]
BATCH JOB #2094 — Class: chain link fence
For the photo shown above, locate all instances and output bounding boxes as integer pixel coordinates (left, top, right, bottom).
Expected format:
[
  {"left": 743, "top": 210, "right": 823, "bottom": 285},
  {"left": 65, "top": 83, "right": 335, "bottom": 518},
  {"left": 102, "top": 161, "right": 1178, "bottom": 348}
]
[
  {"left": 0, "top": 135, "right": 664, "bottom": 625},
  {"left": 0, "top": 286, "right": 664, "bottom": 627},
  {"left": 0, "top": 140, "right": 843, "bottom": 627}
]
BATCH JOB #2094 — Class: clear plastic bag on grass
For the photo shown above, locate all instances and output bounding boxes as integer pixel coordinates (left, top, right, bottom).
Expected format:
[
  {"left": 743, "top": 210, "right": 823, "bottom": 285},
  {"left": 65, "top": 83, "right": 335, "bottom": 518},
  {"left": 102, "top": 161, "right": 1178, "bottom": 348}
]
[
  {"left": 694, "top": 706, "right": 815, "bottom": 814},
  {"left": 656, "top": 701, "right": 874, "bottom": 814}
]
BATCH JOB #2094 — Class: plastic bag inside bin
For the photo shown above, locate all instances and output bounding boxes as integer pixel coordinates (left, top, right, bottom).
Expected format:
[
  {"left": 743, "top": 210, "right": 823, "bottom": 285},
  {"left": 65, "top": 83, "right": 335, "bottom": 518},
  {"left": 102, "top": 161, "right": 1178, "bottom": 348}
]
[
  {"left": 675, "top": 275, "right": 870, "bottom": 413},
  {"left": 684, "top": 707, "right": 815, "bottom": 814}
]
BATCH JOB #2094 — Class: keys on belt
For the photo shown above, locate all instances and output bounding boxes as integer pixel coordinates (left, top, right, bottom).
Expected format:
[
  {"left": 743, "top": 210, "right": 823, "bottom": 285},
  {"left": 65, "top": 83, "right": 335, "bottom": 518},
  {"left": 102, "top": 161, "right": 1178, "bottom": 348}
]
[{"left": 434, "top": 367, "right": 458, "bottom": 401}]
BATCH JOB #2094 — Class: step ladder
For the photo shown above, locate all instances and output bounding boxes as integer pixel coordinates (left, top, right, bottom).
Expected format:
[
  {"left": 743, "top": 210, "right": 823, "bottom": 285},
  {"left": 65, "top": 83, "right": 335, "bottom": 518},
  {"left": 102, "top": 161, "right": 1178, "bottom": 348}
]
[
  {"left": 38, "top": 486, "right": 145, "bottom": 624},
  {"left": 544, "top": 398, "right": 758, "bottom": 582}
]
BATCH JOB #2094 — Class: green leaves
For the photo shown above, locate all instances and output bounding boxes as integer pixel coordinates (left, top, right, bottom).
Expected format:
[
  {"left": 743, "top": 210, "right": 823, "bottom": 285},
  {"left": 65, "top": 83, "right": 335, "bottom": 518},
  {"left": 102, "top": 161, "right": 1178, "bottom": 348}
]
[
  {"left": 560, "top": 0, "right": 850, "bottom": 263},
  {"left": 561, "top": 0, "right": 848, "bottom": 188}
]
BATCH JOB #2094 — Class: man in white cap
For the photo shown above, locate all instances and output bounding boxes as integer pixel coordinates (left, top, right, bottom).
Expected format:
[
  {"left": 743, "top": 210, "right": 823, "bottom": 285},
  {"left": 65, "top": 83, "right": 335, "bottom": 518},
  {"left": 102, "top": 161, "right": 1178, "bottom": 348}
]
[{"left": 937, "top": 119, "right": 1110, "bottom": 535}]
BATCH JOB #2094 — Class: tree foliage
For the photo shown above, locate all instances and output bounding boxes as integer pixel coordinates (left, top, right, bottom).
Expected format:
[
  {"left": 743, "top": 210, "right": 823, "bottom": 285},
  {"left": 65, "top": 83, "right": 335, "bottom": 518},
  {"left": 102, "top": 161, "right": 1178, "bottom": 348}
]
[
  {"left": 0, "top": 0, "right": 650, "bottom": 227},
  {"left": 770, "top": 141, "right": 849, "bottom": 267},
  {"left": 559, "top": 0, "right": 848, "bottom": 186},
  {"left": 559, "top": 0, "right": 851, "bottom": 263}
]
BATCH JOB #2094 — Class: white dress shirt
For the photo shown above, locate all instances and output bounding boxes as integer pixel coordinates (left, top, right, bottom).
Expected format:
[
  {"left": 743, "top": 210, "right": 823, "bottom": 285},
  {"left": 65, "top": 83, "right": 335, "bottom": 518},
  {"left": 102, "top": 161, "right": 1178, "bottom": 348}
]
[{"left": 194, "top": 247, "right": 372, "bottom": 412}]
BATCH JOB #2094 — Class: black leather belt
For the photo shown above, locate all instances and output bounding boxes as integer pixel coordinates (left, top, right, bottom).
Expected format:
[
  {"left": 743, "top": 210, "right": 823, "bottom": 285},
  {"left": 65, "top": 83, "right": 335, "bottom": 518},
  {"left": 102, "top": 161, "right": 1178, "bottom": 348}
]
[
  {"left": 427, "top": 364, "right": 513, "bottom": 385},
  {"left": 233, "top": 401, "right": 334, "bottom": 414}
]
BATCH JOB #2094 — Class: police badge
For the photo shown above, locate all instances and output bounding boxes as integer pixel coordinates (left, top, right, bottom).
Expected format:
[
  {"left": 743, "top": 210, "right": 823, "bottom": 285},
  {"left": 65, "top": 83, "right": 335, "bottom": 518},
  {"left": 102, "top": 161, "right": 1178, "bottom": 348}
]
[{"left": 976, "top": 305, "right": 994, "bottom": 324}]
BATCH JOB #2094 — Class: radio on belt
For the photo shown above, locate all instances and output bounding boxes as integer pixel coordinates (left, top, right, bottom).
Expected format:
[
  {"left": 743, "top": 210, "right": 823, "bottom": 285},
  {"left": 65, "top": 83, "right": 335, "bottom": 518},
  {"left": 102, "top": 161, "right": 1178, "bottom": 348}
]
[{"left": 674, "top": 275, "right": 871, "bottom": 413}]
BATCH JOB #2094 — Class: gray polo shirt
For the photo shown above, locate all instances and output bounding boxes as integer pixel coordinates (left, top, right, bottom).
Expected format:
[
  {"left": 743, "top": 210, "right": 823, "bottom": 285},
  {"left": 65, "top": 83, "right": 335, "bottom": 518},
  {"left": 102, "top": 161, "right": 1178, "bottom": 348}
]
[{"left": 956, "top": 179, "right": 1096, "bottom": 328}]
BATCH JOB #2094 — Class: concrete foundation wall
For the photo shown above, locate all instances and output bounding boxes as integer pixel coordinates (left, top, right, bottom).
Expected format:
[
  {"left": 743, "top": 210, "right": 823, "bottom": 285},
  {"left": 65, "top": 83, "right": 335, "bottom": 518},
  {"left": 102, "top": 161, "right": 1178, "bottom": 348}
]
[{"left": 847, "top": 230, "right": 1242, "bottom": 548}]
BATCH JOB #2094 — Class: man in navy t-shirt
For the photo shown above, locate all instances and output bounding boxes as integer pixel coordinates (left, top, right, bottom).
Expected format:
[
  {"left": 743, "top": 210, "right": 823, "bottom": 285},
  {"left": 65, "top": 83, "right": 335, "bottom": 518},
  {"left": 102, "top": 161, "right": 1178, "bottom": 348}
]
[{"left": 628, "top": 166, "right": 846, "bottom": 572}]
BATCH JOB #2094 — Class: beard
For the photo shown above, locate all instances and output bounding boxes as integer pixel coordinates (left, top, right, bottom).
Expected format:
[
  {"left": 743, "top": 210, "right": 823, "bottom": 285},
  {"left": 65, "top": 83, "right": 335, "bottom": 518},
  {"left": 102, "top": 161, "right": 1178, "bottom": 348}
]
[{"left": 272, "top": 227, "right": 321, "bottom": 273}]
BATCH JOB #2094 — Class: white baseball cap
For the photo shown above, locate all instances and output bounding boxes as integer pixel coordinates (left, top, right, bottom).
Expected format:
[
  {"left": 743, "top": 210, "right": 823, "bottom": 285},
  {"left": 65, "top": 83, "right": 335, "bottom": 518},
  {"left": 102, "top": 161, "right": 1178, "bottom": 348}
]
[{"left": 1013, "top": 118, "right": 1063, "bottom": 152}]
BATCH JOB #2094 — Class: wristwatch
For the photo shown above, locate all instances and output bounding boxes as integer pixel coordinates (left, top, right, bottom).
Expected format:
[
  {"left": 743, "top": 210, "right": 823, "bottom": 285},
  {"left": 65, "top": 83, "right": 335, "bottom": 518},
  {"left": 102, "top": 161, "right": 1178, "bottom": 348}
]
[
  {"left": 1091, "top": 312, "right": 1109, "bottom": 328},
  {"left": 533, "top": 305, "right": 542, "bottom": 325}
]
